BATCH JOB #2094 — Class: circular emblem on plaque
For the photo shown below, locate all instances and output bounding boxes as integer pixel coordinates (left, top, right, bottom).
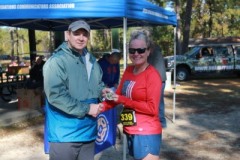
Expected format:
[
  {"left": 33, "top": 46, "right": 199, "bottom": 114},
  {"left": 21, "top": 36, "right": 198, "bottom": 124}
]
[{"left": 95, "top": 114, "right": 109, "bottom": 145}]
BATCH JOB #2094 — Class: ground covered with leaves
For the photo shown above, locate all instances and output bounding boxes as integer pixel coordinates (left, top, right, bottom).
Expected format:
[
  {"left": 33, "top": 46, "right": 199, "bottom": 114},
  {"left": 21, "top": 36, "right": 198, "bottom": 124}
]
[
  {"left": 162, "top": 77, "right": 240, "bottom": 160},
  {"left": 0, "top": 77, "right": 239, "bottom": 160}
]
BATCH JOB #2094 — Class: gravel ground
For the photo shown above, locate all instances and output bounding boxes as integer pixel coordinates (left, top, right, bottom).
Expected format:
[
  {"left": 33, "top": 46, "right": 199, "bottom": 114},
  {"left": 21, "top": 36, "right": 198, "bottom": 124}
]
[{"left": 0, "top": 77, "right": 239, "bottom": 160}]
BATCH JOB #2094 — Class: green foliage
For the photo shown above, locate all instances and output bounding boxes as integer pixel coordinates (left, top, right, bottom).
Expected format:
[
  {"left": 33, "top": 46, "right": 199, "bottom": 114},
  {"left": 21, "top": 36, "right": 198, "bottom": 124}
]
[
  {"left": 152, "top": 26, "right": 175, "bottom": 56},
  {"left": 0, "top": 28, "right": 51, "bottom": 57},
  {"left": 0, "top": 27, "right": 13, "bottom": 55},
  {"left": 91, "top": 29, "right": 111, "bottom": 52},
  {"left": 188, "top": 0, "right": 240, "bottom": 38},
  {"left": 35, "top": 30, "right": 51, "bottom": 52},
  {"left": 0, "top": 0, "right": 239, "bottom": 57}
]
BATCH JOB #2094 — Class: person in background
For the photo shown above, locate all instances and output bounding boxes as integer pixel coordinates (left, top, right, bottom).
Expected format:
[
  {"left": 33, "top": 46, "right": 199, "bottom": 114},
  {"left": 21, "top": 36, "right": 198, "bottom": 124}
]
[
  {"left": 26, "top": 55, "right": 45, "bottom": 89},
  {"left": 98, "top": 51, "right": 123, "bottom": 139},
  {"left": 7, "top": 56, "right": 25, "bottom": 80},
  {"left": 98, "top": 51, "right": 121, "bottom": 90},
  {"left": 18, "top": 56, "right": 26, "bottom": 66},
  {"left": 100, "top": 29, "right": 162, "bottom": 160},
  {"left": 148, "top": 44, "right": 167, "bottom": 128},
  {"left": 9, "top": 57, "right": 18, "bottom": 67},
  {"left": 43, "top": 20, "right": 104, "bottom": 160}
]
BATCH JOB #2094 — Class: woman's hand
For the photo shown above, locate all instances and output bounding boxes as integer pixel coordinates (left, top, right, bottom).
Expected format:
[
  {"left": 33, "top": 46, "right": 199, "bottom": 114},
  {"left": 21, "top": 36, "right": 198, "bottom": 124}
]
[{"left": 102, "top": 88, "right": 119, "bottom": 102}]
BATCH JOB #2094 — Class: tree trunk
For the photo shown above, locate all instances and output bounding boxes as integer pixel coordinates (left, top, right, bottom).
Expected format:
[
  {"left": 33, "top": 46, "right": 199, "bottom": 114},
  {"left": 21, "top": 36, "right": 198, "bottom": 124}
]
[
  {"left": 208, "top": 1, "right": 213, "bottom": 37},
  {"left": 28, "top": 29, "right": 36, "bottom": 66},
  {"left": 181, "top": 0, "right": 193, "bottom": 54},
  {"left": 10, "top": 29, "right": 14, "bottom": 59},
  {"left": 175, "top": 0, "right": 181, "bottom": 55}
]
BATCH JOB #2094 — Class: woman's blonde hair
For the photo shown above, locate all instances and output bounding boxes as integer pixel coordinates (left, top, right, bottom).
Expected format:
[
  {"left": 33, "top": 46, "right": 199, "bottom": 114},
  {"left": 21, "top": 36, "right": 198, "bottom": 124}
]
[{"left": 129, "top": 29, "right": 152, "bottom": 48}]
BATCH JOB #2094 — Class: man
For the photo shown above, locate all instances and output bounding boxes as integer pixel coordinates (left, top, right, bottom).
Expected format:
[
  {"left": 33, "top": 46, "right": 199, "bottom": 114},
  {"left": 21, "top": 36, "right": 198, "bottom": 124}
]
[
  {"left": 98, "top": 51, "right": 121, "bottom": 90},
  {"left": 148, "top": 44, "right": 167, "bottom": 128},
  {"left": 43, "top": 20, "right": 104, "bottom": 160},
  {"left": 26, "top": 55, "right": 45, "bottom": 89}
]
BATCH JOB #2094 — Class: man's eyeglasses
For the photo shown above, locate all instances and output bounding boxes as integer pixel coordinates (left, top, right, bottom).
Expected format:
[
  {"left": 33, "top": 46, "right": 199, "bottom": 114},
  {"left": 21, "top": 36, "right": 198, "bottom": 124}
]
[{"left": 129, "top": 48, "right": 147, "bottom": 54}]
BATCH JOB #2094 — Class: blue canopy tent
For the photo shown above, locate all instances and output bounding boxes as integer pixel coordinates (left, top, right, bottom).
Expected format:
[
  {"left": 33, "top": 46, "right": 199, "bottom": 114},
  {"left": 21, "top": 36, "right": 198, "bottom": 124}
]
[
  {"left": 0, "top": 0, "right": 177, "bottom": 159},
  {"left": 0, "top": 0, "right": 177, "bottom": 69},
  {"left": 0, "top": 0, "right": 176, "bottom": 30}
]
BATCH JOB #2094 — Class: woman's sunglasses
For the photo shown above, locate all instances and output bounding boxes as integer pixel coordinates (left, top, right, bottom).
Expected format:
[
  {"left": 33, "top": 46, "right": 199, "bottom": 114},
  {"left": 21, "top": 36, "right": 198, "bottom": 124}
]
[{"left": 129, "top": 48, "right": 147, "bottom": 54}]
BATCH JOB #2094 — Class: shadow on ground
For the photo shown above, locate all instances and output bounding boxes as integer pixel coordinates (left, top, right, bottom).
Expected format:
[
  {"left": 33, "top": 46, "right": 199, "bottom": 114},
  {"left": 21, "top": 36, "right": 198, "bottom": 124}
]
[{"left": 163, "top": 77, "right": 240, "bottom": 160}]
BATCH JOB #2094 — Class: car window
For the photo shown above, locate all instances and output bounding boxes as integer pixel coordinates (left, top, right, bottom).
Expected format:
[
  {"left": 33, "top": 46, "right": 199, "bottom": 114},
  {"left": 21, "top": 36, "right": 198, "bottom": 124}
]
[
  {"left": 213, "top": 46, "right": 229, "bottom": 57},
  {"left": 187, "top": 47, "right": 201, "bottom": 59},
  {"left": 227, "top": 46, "right": 234, "bottom": 56},
  {"left": 236, "top": 46, "right": 240, "bottom": 57},
  {"left": 195, "top": 47, "right": 214, "bottom": 59}
]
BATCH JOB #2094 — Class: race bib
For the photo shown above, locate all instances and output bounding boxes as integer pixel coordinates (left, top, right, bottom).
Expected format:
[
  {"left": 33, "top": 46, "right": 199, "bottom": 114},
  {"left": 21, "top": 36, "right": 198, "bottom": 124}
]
[{"left": 120, "top": 108, "right": 136, "bottom": 126}]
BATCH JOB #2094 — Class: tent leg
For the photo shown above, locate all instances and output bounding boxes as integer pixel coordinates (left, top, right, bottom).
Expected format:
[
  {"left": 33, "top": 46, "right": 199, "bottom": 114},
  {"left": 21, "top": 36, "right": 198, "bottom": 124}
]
[
  {"left": 173, "top": 27, "right": 177, "bottom": 123},
  {"left": 123, "top": 133, "right": 127, "bottom": 160},
  {"left": 123, "top": 17, "right": 127, "bottom": 69},
  {"left": 122, "top": 17, "right": 128, "bottom": 160}
]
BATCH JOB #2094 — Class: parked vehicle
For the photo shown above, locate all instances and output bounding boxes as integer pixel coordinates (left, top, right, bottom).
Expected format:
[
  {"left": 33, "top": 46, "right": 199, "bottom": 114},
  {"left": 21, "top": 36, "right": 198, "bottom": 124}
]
[
  {"left": 165, "top": 37, "right": 240, "bottom": 81},
  {"left": 0, "top": 54, "right": 11, "bottom": 60}
]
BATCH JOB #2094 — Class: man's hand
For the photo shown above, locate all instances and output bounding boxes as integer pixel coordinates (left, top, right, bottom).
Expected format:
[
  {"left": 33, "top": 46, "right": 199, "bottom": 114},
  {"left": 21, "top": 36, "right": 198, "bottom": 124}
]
[{"left": 88, "top": 103, "right": 104, "bottom": 117}]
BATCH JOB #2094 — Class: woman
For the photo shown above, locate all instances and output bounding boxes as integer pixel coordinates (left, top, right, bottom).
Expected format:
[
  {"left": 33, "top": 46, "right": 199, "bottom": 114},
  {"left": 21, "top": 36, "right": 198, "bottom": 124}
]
[{"left": 101, "top": 30, "right": 162, "bottom": 160}]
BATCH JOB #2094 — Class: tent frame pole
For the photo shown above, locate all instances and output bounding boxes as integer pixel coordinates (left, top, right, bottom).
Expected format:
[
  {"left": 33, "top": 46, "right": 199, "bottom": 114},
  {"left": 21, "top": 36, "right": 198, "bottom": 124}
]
[
  {"left": 173, "top": 27, "right": 177, "bottom": 123},
  {"left": 122, "top": 17, "right": 128, "bottom": 160},
  {"left": 123, "top": 17, "right": 127, "bottom": 70}
]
